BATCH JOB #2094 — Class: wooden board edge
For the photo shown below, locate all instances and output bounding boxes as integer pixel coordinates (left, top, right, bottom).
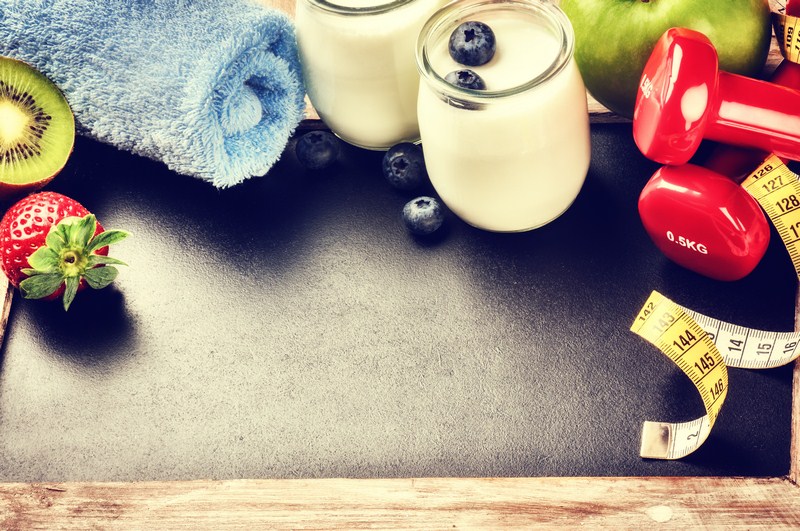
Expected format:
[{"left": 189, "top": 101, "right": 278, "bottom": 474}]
[
  {"left": 792, "top": 358, "right": 800, "bottom": 485},
  {"left": 791, "top": 284, "right": 800, "bottom": 485},
  {"left": 1, "top": 476, "right": 798, "bottom": 529},
  {"left": 0, "top": 278, "right": 12, "bottom": 351}
]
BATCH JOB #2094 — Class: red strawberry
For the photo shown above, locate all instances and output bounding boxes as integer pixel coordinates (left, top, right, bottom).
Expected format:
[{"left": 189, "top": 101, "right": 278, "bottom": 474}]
[{"left": 0, "top": 191, "right": 129, "bottom": 310}]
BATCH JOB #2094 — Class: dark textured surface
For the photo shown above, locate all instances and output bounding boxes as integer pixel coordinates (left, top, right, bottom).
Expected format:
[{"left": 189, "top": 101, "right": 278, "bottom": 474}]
[{"left": 0, "top": 124, "right": 795, "bottom": 481}]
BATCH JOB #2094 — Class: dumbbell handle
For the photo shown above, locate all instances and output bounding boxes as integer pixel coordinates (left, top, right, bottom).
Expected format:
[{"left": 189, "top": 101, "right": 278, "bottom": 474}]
[
  {"left": 707, "top": 73, "right": 800, "bottom": 160},
  {"left": 705, "top": 0, "right": 800, "bottom": 179}
]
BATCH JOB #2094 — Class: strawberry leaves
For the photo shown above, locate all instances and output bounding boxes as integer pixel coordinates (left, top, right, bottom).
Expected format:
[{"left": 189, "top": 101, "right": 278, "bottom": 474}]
[
  {"left": 19, "top": 273, "right": 66, "bottom": 301},
  {"left": 19, "top": 214, "right": 129, "bottom": 310}
]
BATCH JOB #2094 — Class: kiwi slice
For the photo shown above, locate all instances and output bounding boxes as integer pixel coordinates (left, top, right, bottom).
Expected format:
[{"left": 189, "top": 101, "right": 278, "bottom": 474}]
[{"left": 0, "top": 56, "right": 74, "bottom": 190}]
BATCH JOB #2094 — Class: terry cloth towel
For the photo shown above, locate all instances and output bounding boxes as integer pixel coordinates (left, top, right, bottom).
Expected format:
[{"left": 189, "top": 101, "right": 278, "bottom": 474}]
[{"left": 0, "top": 0, "right": 306, "bottom": 188}]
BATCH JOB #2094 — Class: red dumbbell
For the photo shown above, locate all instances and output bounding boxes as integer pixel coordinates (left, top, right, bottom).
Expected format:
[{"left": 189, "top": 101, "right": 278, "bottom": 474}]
[
  {"left": 638, "top": 164, "right": 770, "bottom": 281},
  {"left": 633, "top": 27, "right": 800, "bottom": 166}
]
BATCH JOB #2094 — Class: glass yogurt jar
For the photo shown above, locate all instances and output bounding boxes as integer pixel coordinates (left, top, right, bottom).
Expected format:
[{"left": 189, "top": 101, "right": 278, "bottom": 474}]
[
  {"left": 295, "top": 0, "right": 446, "bottom": 150},
  {"left": 415, "top": 0, "right": 591, "bottom": 232}
]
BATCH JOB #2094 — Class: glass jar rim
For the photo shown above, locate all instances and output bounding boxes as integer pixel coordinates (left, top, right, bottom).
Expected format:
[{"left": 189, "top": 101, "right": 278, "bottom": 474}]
[
  {"left": 302, "top": 0, "right": 416, "bottom": 16},
  {"left": 415, "top": 0, "right": 575, "bottom": 101}
]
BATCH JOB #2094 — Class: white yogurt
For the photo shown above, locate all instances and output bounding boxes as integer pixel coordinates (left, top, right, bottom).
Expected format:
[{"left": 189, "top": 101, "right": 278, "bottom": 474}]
[
  {"left": 416, "top": 0, "right": 591, "bottom": 232},
  {"left": 296, "top": 0, "right": 446, "bottom": 150}
]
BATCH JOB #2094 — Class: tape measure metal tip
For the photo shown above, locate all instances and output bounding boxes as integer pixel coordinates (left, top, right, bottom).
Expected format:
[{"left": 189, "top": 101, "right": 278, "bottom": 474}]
[{"left": 640, "top": 421, "right": 671, "bottom": 460}]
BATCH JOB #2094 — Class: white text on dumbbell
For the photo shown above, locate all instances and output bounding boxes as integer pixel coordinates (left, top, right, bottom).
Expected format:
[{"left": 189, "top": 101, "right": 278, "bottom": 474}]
[{"left": 666, "top": 231, "right": 708, "bottom": 254}]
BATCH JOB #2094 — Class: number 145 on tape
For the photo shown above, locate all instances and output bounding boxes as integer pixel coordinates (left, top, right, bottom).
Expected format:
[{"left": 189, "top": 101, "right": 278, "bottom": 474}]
[
  {"left": 631, "top": 291, "right": 727, "bottom": 460},
  {"left": 631, "top": 289, "right": 800, "bottom": 459}
]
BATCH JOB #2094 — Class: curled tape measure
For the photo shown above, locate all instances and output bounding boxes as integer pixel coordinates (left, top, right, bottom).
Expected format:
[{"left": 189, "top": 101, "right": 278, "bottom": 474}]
[
  {"left": 773, "top": 11, "right": 800, "bottom": 64},
  {"left": 631, "top": 290, "right": 800, "bottom": 460},
  {"left": 631, "top": 291, "right": 727, "bottom": 460}
]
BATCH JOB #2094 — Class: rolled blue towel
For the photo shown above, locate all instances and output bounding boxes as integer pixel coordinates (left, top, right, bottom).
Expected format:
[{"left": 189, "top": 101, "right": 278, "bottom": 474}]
[{"left": 0, "top": 0, "right": 306, "bottom": 187}]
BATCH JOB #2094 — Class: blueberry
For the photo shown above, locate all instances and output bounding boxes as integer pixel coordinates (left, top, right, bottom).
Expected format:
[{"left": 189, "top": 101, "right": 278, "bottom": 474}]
[
  {"left": 402, "top": 196, "right": 444, "bottom": 236},
  {"left": 382, "top": 142, "right": 427, "bottom": 191},
  {"left": 449, "top": 21, "right": 495, "bottom": 67},
  {"left": 295, "top": 130, "right": 340, "bottom": 170},
  {"left": 444, "top": 69, "right": 486, "bottom": 90}
]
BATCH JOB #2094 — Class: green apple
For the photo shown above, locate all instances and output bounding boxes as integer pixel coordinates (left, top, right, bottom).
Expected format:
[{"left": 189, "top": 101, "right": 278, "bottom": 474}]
[{"left": 560, "top": 0, "right": 772, "bottom": 118}]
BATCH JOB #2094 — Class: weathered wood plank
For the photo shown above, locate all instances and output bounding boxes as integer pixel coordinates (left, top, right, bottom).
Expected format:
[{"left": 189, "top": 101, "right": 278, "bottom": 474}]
[
  {"left": 791, "top": 287, "right": 800, "bottom": 484},
  {"left": 792, "top": 357, "right": 800, "bottom": 484},
  {"left": 1, "top": 476, "right": 799, "bottom": 530},
  {"left": 0, "top": 278, "right": 12, "bottom": 351}
]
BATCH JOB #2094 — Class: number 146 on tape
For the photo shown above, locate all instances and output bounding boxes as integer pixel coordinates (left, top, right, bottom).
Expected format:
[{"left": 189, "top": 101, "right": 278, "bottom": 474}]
[
  {"left": 631, "top": 289, "right": 800, "bottom": 459},
  {"left": 631, "top": 291, "right": 727, "bottom": 460}
]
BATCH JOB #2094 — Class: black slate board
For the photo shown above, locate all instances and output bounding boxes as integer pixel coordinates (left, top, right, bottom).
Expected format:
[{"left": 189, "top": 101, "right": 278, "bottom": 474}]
[{"left": 0, "top": 123, "right": 795, "bottom": 481}]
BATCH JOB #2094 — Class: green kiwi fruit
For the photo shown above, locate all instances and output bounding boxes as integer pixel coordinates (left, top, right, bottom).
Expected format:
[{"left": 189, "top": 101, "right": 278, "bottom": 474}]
[{"left": 0, "top": 56, "right": 74, "bottom": 197}]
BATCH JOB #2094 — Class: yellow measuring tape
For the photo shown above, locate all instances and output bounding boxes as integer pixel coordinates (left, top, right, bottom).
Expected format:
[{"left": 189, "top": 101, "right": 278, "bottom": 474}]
[
  {"left": 773, "top": 11, "right": 800, "bottom": 64},
  {"left": 632, "top": 155, "right": 800, "bottom": 459},
  {"left": 631, "top": 291, "right": 727, "bottom": 460},
  {"left": 631, "top": 290, "right": 800, "bottom": 459},
  {"left": 741, "top": 153, "right": 800, "bottom": 278}
]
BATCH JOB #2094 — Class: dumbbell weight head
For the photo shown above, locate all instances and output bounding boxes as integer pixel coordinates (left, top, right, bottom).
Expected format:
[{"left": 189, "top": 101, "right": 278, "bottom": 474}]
[{"left": 638, "top": 163, "right": 770, "bottom": 281}]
